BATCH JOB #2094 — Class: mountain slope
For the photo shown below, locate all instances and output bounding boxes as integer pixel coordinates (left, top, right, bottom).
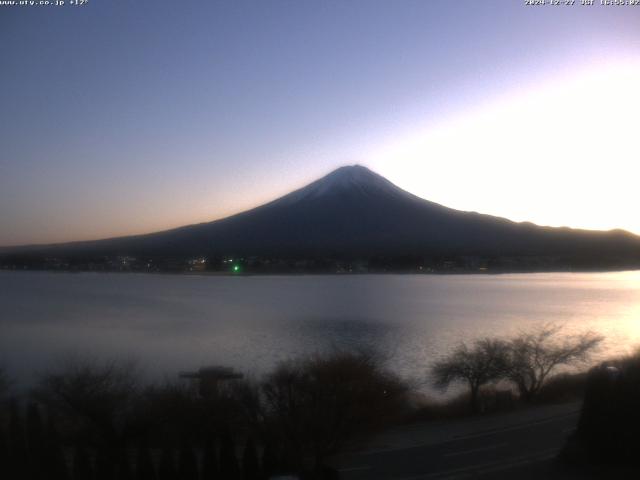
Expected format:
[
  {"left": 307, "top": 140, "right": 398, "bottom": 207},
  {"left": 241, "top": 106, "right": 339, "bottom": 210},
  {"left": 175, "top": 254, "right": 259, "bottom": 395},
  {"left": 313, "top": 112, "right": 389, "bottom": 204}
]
[{"left": 3, "top": 165, "right": 640, "bottom": 267}]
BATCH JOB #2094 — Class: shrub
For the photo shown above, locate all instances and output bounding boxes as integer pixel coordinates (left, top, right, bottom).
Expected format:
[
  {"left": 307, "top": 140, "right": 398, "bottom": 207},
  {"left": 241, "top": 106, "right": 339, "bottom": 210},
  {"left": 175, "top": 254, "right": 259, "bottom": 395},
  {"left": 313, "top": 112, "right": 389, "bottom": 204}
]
[
  {"left": 261, "top": 350, "right": 409, "bottom": 468},
  {"left": 573, "top": 351, "right": 640, "bottom": 465},
  {"left": 33, "top": 358, "right": 140, "bottom": 446},
  {"left": 535, "top": 372, "right": 587, "bottom": 404}
]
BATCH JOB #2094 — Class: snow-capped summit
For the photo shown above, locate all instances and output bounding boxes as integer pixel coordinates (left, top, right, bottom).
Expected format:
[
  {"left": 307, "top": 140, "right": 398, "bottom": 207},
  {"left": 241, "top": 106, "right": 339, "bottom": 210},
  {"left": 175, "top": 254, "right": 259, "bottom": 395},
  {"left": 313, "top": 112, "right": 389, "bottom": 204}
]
[
  {"left": 306, "top": 164, "right": 402, "bottom": 195},
  {"left": 274, "top": 164, "right": 415, "bottom": 206}
]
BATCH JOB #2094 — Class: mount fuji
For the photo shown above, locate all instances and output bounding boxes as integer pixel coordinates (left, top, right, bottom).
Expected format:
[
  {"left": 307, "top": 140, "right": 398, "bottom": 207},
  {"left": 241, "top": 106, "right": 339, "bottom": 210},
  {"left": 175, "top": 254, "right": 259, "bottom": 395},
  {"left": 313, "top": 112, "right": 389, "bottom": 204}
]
[{"left": 3, "top": 165, "right": 640, "bottom": 269}]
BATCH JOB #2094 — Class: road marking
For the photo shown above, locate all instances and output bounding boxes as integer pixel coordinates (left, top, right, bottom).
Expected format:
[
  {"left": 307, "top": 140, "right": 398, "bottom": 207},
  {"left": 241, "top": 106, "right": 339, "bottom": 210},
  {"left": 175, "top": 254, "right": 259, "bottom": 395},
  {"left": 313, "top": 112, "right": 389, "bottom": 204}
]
[{"left": 443, "top": 442, "right": 508, "bottom": 457}]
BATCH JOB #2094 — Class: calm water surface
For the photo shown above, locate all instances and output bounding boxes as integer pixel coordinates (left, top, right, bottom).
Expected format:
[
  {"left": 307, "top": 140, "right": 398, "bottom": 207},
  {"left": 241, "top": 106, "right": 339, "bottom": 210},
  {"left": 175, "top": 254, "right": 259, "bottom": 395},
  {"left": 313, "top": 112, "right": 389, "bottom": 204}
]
[{"left": 1, "top": 271, "right": 639, "bottom": 390}]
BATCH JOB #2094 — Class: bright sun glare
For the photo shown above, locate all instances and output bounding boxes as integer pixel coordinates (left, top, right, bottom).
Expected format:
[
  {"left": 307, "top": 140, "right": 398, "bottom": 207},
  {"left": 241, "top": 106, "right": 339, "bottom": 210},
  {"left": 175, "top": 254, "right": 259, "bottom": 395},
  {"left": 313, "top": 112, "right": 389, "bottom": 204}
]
[{"left": 372, "top": 59, "right": 640, "bottom": 234}]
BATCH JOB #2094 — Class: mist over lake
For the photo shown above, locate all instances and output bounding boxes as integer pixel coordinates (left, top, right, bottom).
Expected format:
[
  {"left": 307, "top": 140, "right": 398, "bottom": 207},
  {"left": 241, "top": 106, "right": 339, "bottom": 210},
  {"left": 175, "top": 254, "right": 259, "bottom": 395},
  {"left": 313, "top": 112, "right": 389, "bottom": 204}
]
[{"left": 1, "top": 270, "right": 639, "bottom": 391}]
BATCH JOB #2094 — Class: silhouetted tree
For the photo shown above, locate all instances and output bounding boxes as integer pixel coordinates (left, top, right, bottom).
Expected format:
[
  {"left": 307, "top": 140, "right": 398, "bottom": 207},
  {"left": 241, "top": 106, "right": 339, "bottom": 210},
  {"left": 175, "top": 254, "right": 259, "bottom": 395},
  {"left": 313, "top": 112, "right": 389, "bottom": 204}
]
[
  {"left": 134, "top": 381, "right": 207, "bottom": 447},
  {"left": 506, "top": 325, "right": 603, "bottom": 402},
  {"left": 229, "top": 381, "right": 264, "bottom": 435},
  {"left": 115, "top": 448, "right": 133, "bottom": 480},
  {"left": 136, "top": 443, "right": 156, "bottom": 480},
  {"left": 44, "top": 416, "right": 69, "bottom": 480},
  {"left": 178, "top": 441, "right": 198, "bottom": 480},
  {"left": 26, "top": 403, "right": 44, "bottom": 446},
  {"left": 158, "top": 447, "right": 177, "bottom": 480},
  {"left": 241, "top": 438, "right": 259, "bottom": 480},
  {"left": 201, "top": 438, "right": 218, "bottom": 480},
  {"left": 260, "top": 441, "right": 278, "bottom": 480},
  {"left": 34, "top": 358, "right": 139, "bottom": 448},
  {"left": 0, "top": 425, "right": 8, "bottom": 480},
  {"left": 73, "top": 446, "right": 94, "bottom": 480},
  {"left": 96, "top": 447, "right": 116, "bottom": 480},
  {"left": 431, "top": 338, "right": 509, "bottom": 413},
  {"left": 27, "top": 403, "right": 47, "bottom": 479},
  {"left": 8, "top": 401, "right": 27, "bottom": 479},
  {"left": 262, "top": 350, "right": 409, "bottom": 468},
  {"left": 219, "top": 429, "right": 240, "bottom": 480}
]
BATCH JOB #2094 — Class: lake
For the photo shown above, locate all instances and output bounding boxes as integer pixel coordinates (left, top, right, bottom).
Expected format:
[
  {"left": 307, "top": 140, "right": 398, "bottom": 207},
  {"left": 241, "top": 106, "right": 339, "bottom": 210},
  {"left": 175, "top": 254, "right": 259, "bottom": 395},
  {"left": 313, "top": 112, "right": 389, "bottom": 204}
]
[{"left": 1, "top": 270, "right": 639, "bottom": 392}]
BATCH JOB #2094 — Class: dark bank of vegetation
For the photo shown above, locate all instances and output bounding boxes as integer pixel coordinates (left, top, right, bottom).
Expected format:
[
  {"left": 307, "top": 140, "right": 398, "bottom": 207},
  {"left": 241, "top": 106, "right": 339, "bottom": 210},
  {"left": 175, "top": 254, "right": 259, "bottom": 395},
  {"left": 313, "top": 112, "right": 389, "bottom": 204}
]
[
  {"left": 0, "top": 326, "right": 613, "bottom": 479},
  {"left": 561, "top": 348, "right": 640, "bottom": 470},
  {"left": 0, "top": 351, "right": 409, "bottom": 480}
]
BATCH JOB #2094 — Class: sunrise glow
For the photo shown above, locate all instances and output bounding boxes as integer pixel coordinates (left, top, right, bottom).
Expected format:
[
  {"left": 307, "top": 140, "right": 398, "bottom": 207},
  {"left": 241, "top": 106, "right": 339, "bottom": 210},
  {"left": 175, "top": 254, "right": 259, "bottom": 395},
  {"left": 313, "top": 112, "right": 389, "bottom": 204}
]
[{"left": 370, "top": 59, "right": 640, "bottom": 234}]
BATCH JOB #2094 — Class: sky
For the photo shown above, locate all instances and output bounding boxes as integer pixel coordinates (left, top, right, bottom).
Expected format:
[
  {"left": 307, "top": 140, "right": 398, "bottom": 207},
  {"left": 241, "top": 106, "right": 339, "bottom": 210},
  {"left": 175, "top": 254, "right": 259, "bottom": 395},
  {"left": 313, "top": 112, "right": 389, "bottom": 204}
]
[{"left": 1, "top": 0, "right": 639, "bottom": 246}]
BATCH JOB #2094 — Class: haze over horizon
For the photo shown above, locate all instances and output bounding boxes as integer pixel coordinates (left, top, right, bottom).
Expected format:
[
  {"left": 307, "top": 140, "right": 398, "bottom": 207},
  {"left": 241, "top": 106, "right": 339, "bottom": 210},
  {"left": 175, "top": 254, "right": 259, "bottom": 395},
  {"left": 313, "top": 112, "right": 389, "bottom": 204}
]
[{"left": 2, "top": 0, "right": 639, "bottom": 246}]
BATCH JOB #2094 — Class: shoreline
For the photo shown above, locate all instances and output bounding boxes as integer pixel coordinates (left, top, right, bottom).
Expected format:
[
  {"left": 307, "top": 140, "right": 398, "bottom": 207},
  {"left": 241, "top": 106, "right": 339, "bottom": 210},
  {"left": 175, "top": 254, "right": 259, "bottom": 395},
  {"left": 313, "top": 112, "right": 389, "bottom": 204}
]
[{"left": 2, "top": 267, "right": 640, "bottom": 277}]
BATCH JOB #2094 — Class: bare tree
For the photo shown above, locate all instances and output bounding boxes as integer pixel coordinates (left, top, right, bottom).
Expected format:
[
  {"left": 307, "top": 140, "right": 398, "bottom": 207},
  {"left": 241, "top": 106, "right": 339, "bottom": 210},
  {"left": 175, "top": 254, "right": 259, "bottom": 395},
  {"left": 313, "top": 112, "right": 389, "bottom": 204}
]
[
  {"left": 431, "top": 338, "right": 509, "bottom": 413},
  {"left": 505, "top": 324, "right": 603, "bottom": 402},
  {"left": 261, "top": 350, "right": 409, "bottom": 469},
  {"left": 33, "top": 357, "right": 140, "bottom": 445}
]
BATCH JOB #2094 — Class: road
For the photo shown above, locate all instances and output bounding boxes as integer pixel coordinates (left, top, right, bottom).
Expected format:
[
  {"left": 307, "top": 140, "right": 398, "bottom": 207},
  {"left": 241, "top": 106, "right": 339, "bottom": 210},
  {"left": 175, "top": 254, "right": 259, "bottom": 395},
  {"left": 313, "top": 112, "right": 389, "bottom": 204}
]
[{"left": 336, "top": 403, "right": 582, "bottom": 479}]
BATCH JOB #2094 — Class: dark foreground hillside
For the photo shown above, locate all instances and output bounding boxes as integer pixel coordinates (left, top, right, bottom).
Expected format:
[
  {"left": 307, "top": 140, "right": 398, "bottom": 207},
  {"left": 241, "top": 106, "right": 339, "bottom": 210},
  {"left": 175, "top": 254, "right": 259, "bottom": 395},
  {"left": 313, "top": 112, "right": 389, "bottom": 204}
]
[{"left": 1, "top": 334, "right": 638, "bottom": 479}]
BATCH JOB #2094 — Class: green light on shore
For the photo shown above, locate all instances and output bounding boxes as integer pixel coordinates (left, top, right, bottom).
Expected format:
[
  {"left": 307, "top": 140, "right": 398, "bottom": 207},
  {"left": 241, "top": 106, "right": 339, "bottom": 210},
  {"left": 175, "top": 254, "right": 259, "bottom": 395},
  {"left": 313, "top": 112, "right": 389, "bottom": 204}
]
[{"left": 233, "top": 265, "right": 240, "bottom": 273}]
